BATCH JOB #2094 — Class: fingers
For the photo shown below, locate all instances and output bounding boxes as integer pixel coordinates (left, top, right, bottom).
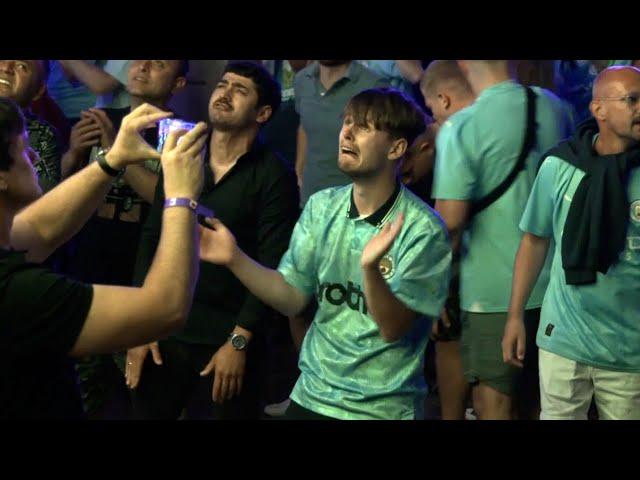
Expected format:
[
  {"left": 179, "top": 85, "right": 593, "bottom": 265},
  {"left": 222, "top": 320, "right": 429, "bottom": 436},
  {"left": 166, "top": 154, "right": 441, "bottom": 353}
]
[
  {"left": 172, "top": 122, "right": 209, "bottom": 152},
  {"left": 388, "top": 213, "right": 405, "bottom": 239},
  {"left": 204, "top": 217, "right": 223, "bottom": 229},
  {"left": 212, "top": 371, "right": 222, "bottom": 403},
  {"left": 73, "top": 122, "right": 102, "bottom": 137},
  {"left": 502, "top": 336, "right": 523, "bottom": 368},
  {"left": 516, "top": 334, "right": 526, "bottom": 363},
  {"left": 236, "top": 375, "right": 243, "bottom": 396},
  {"left": 129, "top": 102, "right": 166, "bottom": 118},
  {"left": 84, "top": 109, "right": 110, "bottom": 130},
  {"left": 128, "top": 111, "right": 173, "bottom": 133},
  {"left": 227, "top": 377, "right": 237, "bottom": 400},
  {"left": 200, "top": 357, "right": 215, "bottom": 377},
  {"left": 150, "top": 343, "right": 163, "bottom": 365},
  {"left": 163, "top": 128, "right": 182, "bottom": 153},
  {"left": 219, "top": 376, "right": 229, "bottom": 403},
  {"left": 184, "top": 131, "right": 208, "bottom": 158}
]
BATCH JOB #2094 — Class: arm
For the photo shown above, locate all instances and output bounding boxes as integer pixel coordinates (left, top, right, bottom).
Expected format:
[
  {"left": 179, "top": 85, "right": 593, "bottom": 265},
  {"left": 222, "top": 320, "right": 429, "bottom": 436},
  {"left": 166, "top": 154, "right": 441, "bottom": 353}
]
[
  {"left": 199, "top": 218, "right": 309, "bottom": 317},
  {"left": 502, "top": 233, "right": 550, "bottom": 367},
  {"left": 362, "top": 263, "right": 417, "bottom": 343},
  {"left": 70, "top": 118, "right": 210, "bottom": 356},
  {"left": 435, "top": 199, "right": 471, "bottom": 255},
  {"left": 360, "top": 214, "right": 418, "bottom": 342},
  {"left": 395, "top": 60, "right": 424, "bottom": 84},
  {"left": 295, "top": 125, "right": 307, "bottom": 189},
  {"left": 11, "top": 106, "right": 171, "bottom": 262},
  {"left": 57, "top": 60, "right": 121, "bottom": 95},
  {"left": 123, "top": 164, "right": 159, "bottom": 204}
]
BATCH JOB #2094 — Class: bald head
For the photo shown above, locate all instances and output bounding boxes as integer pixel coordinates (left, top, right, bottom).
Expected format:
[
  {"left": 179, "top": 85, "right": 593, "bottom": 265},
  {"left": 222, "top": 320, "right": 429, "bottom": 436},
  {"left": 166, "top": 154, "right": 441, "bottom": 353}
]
[
  {"left": 592, "top": 66, "right": 640, "bottom": 99},
  {"left": 420, "top": 61, "right": 474, "bottom": 125},
  {"left": 421, "top": 60, "right": 472, "bottom": 99},
  {"left": 590, "top": 66, "right": 640, "bottom": 149}
]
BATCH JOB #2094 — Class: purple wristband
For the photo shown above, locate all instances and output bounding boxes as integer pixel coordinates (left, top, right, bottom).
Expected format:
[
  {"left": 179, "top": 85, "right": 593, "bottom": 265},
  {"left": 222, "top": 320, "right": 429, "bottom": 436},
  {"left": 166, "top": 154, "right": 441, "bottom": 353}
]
[{"left": 164, "top": 197, "right": 214, "bottom": 218}]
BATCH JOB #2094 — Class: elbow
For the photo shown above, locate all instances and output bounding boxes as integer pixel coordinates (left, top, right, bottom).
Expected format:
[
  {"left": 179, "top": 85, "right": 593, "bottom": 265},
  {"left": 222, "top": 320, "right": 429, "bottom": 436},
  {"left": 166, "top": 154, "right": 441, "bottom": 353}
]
[
  {"left": 162, "top": 302, "right": 189, "bottom": 333},
  {"left": 379, "top": 327, "right": 403, "bottom": 343}
]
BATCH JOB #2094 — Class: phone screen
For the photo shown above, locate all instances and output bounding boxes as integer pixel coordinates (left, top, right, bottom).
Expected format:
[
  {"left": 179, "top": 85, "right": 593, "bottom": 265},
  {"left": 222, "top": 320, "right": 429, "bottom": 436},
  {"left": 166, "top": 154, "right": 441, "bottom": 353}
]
[{"left": 157, "top": 118, "right": 198, "bottom": 153}]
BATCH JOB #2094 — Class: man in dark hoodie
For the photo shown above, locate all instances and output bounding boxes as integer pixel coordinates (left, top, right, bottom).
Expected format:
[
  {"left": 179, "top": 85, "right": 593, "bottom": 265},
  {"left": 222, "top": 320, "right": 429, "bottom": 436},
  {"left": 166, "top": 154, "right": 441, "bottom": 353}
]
[{"left": 503, "top": 66, "right": 640, "bottom": 420}]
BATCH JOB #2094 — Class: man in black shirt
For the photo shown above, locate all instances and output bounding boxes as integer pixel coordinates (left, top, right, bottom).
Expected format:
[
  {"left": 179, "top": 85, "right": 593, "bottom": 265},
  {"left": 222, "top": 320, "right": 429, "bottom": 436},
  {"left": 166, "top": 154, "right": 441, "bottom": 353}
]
[
  {"left": 128, "top": 61, "right": 299, "bottom": 419},
  {"left": 0, "top": 97, "right": 211, "bottom": 418}
]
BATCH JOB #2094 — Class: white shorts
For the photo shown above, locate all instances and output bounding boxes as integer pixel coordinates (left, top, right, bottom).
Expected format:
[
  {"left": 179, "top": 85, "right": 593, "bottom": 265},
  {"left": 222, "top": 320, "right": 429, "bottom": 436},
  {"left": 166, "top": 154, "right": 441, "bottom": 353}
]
[{"left": 539, "top": 349, "right": 640, "bottom": 420}]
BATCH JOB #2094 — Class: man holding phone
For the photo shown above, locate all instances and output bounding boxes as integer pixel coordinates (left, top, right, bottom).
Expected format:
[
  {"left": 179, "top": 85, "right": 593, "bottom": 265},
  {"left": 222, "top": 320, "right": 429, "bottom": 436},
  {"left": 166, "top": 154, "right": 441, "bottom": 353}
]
[
  {"left": 59, "top": 60, "right": 190, "bottom": 417},
  {"left": 127, "top": 61, "right": 299, "bottom": 420},
  {"left": 0, "top": 98, "right": 210, "bottom": 418}
]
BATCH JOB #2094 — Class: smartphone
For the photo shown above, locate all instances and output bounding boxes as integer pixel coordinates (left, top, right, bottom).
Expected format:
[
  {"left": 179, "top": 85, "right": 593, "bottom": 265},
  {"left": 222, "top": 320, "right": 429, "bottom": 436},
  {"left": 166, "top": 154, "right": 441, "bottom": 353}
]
[{"left": 157, "top": 118, "right": 198, "bottom": 153}]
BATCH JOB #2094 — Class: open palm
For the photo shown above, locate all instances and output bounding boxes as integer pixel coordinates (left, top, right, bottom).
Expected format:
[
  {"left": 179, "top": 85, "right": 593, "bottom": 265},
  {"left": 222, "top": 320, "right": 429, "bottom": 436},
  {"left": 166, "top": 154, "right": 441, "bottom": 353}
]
[{"left": 361, "top": 214, "right": 404, "bottom": 268}]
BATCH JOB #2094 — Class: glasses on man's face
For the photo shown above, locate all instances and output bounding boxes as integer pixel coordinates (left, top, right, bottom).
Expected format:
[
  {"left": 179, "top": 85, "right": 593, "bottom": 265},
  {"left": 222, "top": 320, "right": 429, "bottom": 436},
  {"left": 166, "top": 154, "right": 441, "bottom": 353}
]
[{"left": 597, "top": 93, "right": 640, "bottom": 109}]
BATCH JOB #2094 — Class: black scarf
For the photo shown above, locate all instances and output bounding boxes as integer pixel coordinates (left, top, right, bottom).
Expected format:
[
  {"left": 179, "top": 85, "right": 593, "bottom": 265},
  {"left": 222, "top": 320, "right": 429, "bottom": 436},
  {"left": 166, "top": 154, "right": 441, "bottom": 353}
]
[{"left": 545, "top": 118, "right": 640, "bottom": 285}]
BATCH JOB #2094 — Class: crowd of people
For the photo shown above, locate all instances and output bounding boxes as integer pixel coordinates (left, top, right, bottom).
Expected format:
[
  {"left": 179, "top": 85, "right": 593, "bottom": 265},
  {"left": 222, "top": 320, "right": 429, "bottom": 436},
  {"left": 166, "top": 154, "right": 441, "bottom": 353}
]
[{"left": 1, "top": 59, "right": 639, "bottom": 420}]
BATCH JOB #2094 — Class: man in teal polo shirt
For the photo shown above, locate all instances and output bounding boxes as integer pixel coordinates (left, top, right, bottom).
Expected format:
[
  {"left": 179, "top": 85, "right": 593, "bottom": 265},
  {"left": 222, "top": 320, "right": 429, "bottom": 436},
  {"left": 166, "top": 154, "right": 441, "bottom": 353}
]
[
  {"left": 294, "top": 60, "right": 388, "bottom": 206},
  {"left": 503, "top": 66, "right": 640, "bottom": 420},
  {"left": 433, "top": 60, "right": 574, "bottom": 419},
  {"left": 199, "top": 88, "right": 451, "bottom": 420}
]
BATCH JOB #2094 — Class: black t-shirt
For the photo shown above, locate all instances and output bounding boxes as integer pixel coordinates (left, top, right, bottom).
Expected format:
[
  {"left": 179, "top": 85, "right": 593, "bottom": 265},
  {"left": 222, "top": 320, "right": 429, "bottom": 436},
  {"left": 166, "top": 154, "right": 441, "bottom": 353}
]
[{"left": 0, "top": 249, "right": 94, "bottom": 419}]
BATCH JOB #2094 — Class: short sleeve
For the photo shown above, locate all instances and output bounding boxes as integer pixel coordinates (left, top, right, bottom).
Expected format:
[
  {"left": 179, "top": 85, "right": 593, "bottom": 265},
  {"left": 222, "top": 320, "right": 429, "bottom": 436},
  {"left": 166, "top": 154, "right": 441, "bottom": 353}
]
[
  {"left": 277, "top": 192, "right": 320, "bottom": 297},
  {"left": 519, "top": 156, "right": 557, "bottom": 238},
  {"left": 432, "top": 120, "right": 477, "bottom": 200},
  {"left": 0, "top": 263, "right": 94, "bottom": 358}
]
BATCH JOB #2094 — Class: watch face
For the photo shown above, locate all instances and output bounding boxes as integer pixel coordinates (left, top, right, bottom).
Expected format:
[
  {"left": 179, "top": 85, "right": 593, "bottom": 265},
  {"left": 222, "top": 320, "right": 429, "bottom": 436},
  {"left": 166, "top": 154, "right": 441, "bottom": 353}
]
[{"left": 231, "top": 334, "right": 247, "bottom": 350}]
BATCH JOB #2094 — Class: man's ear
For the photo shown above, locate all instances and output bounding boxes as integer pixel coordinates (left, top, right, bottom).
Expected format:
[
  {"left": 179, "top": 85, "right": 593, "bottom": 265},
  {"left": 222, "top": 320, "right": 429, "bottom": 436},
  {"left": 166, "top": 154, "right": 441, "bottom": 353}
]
[
  {"left": 590, "top": 99, "right": 606, "bottom": 121},
  {"left": 171, "top": 76, "right": 188, "bottom": 95},
  {"left": 438, "top": 93, "right": 451, "bottom": 111},
  {"left": 256, "top": 105, "right": 273, "bottom": 125},
  {"left": 389, "top": 138, "right": 408, "bottom": 161}
]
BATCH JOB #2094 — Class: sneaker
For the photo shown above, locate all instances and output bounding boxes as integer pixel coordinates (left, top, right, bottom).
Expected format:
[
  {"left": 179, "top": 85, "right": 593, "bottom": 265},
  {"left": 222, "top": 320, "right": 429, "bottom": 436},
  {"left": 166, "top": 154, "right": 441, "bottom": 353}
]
[{"left": 264, "top": 398, "right": 291, "bottom": 417}]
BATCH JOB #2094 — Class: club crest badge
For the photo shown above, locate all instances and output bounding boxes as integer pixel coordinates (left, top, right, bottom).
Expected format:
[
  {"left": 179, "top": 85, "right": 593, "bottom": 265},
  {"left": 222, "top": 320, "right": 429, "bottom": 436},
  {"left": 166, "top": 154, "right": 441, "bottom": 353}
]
[
  {"left": 631, "top": 200, "right": 640, "bottom": 224},
  {"left": 379, "top": 255, "right": 395, "bottom": 279}
]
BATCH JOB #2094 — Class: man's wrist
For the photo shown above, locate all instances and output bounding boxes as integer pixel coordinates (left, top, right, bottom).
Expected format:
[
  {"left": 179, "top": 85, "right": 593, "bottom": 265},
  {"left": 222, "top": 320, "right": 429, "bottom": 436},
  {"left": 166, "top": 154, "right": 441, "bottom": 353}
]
[
  {"left": 232, "top": 325, "right": 253, "bottom": 342},
  {"left": 104, "top": 149, "right": 125, "bottom": 170}
]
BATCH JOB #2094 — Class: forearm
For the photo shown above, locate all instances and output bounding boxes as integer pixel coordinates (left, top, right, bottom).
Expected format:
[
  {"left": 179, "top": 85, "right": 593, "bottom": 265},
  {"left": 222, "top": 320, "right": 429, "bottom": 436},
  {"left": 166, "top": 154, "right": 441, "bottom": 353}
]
[
  {"left": 142, "top": 207, "right": 198, "bottom": 321},
  {"left": 362, "top": 264, "right": 415, "bottom": 342},
  {"left": 123, "top": 165, "right": 159, "bottom": 204},
  {"left": 295, "top": 126, "right": 307, "bottom": 184},
  {"left": 60, "top": 60, "right": 120, "bottom": 95},
  {"left": 508, "top": 232, "right": 550, "bottom": 316},
  {"left": 16, "top": 159, "right": 116, "bottom": 255},
  {"left": 228, "top": 249, "right": 308, "bottom": 317}
]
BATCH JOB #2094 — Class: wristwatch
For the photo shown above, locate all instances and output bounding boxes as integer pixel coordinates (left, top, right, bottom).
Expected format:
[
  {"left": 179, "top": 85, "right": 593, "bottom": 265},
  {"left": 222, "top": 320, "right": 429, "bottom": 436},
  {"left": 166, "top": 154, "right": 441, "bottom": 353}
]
[
  {"left": 95, "top": 147, "right": 125, "bottom": 179},
  {"left": 229, "top": 333, "right": 248, "bottom": 351}
]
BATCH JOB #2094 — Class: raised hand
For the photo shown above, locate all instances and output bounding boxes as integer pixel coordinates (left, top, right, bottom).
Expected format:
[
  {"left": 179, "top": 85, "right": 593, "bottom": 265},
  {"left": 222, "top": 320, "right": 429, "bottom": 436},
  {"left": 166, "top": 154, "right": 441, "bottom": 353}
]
[
  {"left": 361, "top": 213, "right": 404, "bottom": 269},
  {"left": 160, "top": 121, "right": 209, "bottom": 200},
  {"left": 106, "top": 103, "right": 173, "bottom": 169},
  {"left": 82, "top": 108, "right": 116, "bottom": 150}
]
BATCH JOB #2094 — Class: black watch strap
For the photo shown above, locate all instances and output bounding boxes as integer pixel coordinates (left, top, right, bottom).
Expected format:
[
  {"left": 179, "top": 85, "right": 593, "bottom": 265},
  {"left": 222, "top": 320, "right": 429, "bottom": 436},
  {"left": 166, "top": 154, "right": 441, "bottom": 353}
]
[{"left": 96, "top": 149, "right": 123, "bottom": 177}]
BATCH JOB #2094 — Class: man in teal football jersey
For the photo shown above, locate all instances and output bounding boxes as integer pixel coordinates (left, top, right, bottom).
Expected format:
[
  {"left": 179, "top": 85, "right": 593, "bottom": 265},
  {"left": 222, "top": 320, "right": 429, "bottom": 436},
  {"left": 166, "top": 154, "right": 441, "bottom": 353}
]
[
  {"left": 503, "top": 66, "right": 640, "bottom": 420},
  {"left": 199, "top": 88, "right": 452, "bottom": 420},
  {"left": 433, "top": 60, "right": 574, "bottom": 419}
]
